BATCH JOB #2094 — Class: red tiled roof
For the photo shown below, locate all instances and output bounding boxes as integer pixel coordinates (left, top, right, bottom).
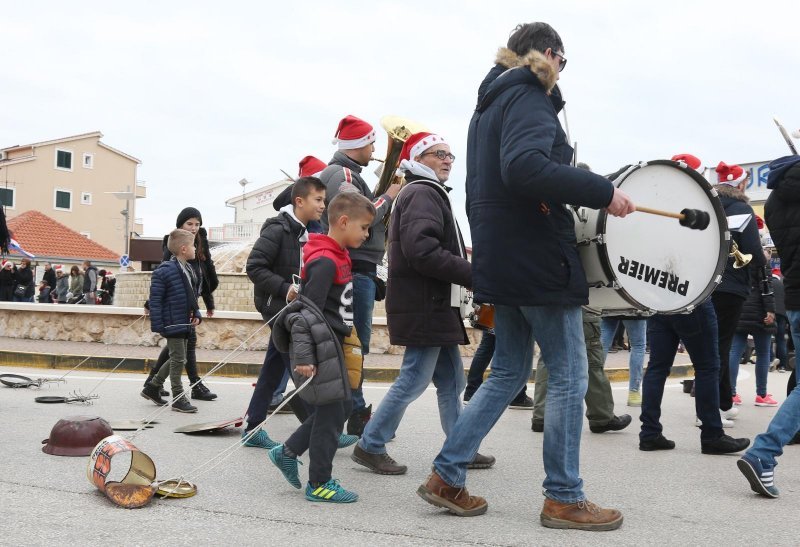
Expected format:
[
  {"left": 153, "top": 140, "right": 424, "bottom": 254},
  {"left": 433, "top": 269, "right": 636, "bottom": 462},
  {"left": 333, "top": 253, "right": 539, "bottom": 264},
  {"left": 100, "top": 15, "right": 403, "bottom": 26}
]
[{"left": 6, "top": 210, "right": 119, "bottom": 261}]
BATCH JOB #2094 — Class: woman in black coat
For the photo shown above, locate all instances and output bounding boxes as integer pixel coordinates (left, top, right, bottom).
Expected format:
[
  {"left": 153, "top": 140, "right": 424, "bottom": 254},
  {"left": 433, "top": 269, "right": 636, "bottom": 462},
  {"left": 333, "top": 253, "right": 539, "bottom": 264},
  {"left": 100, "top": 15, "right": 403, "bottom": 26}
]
[
  {"left": 145, "top": 207, "right": 220, "bottom": 400},
  {"left": 12, "top": 258, "right": 35, "bottom": 302},
  {"left": 728, "top": 262, "right": 777, "bottom": 406},
  {"left": 0, "top": 260, "right": 16, "bottom": 301}
]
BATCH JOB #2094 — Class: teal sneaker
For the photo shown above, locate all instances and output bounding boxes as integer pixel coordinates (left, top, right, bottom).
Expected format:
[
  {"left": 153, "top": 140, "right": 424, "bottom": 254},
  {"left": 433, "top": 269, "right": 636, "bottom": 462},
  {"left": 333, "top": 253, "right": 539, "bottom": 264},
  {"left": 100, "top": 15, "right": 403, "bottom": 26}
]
[
  {"left": 337, "top": 433, "right": 359, "bottom": 449},
  {"left": 242, "top": 428, "right": 279, "bottom": 450},
  {"left": 305, "top": 479, "right": 358, "bottom": 503},
  {"left": 269, "top": 444, "right": 302, "bottom": 489}
]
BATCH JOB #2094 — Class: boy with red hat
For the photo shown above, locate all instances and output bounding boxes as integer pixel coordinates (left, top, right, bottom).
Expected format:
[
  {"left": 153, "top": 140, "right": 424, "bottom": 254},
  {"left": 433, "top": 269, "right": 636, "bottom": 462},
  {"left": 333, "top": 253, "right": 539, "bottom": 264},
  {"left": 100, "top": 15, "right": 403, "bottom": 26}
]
[{"left": 318, "top": 114, "right": 402, "bottom": 436}]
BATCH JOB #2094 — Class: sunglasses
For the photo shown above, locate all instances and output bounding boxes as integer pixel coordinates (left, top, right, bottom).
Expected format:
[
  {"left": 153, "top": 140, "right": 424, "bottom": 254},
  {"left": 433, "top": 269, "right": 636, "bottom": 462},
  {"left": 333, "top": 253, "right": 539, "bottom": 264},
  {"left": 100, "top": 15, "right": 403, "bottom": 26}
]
[
  {"left": 552, "top": 51, "right": 567, "bottom": 72},
  {"left": 421, "top": 150, "right": 456, "bottom": 161}
]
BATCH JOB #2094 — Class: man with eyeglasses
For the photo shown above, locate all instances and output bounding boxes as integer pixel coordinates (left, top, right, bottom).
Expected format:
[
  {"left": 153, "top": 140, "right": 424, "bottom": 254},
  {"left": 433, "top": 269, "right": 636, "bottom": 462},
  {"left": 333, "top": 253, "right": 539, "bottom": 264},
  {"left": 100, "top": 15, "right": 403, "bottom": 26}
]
[
  {"left": 352, "top": 132, "right": 495, "bottom": 475},
  {"left": 417, "top": 22, "right": 634, "bottom": 529}
]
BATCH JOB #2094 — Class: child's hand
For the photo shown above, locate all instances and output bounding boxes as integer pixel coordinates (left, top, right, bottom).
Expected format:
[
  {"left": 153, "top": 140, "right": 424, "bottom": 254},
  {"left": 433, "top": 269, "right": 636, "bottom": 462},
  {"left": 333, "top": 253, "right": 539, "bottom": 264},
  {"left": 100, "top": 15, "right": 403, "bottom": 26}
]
[
  {"left": 191, "top": 317, "right": 200, "bottom": 326},
  {"left": 287, "top": 285, "right": 298, "bottom": 302},
  {"left": 294, "top": 364, "right": 316, "bottom": 377}
]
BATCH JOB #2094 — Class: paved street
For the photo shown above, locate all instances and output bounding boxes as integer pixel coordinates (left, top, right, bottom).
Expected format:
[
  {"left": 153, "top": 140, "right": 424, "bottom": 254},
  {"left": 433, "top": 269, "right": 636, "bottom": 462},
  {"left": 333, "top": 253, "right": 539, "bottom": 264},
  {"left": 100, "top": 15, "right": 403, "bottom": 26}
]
[{"left": 0, "top": 363, "right": 796, "bottom": 546}]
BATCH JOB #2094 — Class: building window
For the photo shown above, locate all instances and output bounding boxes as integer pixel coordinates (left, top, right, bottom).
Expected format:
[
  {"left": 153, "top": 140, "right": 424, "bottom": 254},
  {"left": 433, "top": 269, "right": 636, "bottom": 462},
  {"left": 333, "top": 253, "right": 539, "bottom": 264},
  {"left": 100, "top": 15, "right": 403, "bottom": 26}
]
[
  {"left": 80, "top": 191, "right": 92, "bottom": 205},
  {"left": 82, "top": 153, "right": 94, "bottom": 169},
  {"left": 80, "top": 231, "right": 91, "bottom": 239},
  {"left": 55, "top": 149, "right": 73, "bottom": 171},
  {"left": 0, "top": 187, "right": 14, "bottom": 209},
  {"left": 54, "top": 189, "right": 72, "bottom": 211}
]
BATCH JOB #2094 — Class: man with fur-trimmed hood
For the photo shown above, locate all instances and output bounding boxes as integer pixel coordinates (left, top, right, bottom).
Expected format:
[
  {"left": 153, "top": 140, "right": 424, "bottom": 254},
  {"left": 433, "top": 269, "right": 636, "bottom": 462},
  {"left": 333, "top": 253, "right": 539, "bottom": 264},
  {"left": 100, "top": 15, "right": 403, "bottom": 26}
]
[{"left": 417, "top": 22, "right": 633, "bottom": 530}]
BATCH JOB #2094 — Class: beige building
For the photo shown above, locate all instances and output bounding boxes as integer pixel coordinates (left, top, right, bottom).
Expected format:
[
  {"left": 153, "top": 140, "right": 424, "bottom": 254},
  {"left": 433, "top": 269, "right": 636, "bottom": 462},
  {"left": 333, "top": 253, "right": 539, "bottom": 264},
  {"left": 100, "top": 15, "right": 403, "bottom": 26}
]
[{"left": 0, "top": 131, "right": 145, "bottom": 256}]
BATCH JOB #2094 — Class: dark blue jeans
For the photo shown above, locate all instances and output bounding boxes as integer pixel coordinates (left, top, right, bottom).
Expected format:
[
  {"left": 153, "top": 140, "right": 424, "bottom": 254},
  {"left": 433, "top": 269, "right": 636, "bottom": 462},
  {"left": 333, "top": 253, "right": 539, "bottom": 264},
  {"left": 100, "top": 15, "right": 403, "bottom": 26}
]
[
  {"left": 245, "top": 337, "right": 291, "bottom": 432},
  {"left": 640, "top": 300, "right": 723, "bottom": 442},
  {"left": 351, "top": 272, "right": 376, "bottom": 411},
  {"left": 772, "top": 315, "right": 789, "bottom": 370}
]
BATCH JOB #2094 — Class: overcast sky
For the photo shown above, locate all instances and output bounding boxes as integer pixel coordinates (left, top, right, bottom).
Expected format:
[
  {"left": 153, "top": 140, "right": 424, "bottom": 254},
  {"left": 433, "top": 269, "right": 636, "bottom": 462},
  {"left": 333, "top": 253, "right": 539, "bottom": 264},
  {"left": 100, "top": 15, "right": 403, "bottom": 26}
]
[{"left": 2, "top": 1, "right": 797, "bottom": 244}]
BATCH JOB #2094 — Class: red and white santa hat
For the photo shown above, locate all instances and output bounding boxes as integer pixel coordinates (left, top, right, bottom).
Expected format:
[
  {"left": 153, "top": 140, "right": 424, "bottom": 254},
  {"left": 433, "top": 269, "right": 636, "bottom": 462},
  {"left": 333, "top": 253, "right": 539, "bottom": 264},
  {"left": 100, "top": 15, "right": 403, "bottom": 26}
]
[
  {"left": 331, "top": 115, "right": 376, "bottom": 150},
  {"left": 54, "top": 264, "right": 63, "bottom": 274},
  {"left": 716, "top": 161, "right": 748, "bottom": 186},
  {"left": 671, "top": 153, "right": 704, "bottom": 173},
  {"left": 298, "top": 156, "right": 327, "bottom": 178},
  {"left": 400, "top": 132, "right": 448, "bottom": 163},
  {"left": 1, "top": 260, "right": 11, "bottom": 269}
]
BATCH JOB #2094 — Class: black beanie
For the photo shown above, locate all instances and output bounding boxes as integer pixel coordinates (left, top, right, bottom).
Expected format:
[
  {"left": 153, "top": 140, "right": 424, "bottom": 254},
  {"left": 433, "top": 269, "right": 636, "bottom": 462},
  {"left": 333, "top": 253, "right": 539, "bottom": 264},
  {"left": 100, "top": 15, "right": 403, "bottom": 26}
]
[{"left": 176, "top": 207, "right": 202, "bottom": 228}]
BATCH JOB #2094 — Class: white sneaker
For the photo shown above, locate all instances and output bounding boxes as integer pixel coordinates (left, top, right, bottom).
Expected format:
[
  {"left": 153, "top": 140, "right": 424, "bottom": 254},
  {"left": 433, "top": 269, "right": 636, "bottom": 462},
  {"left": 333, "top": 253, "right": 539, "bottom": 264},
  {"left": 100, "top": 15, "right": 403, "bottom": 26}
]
[
  {"left": 723, "top": 407, "right": 739, "bottom": 420},
  {"left": 695, "top": 414, "right": 734, "bottom": 428}
]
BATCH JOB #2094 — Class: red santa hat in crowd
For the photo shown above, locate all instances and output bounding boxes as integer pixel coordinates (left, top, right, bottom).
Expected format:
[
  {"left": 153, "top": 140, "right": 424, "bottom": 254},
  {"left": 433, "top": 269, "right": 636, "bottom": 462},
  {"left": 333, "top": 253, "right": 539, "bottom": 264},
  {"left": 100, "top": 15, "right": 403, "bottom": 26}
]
[
  {"left": 400, "top": 132, "right": 448, "bottom": 163},
  {"left": 54, "top": 264, "right": 63, "bottom": 274},
  {"left": 716, "top": 161, "right": 748, "bottom": 186},
  {"left": 2, "top": 260, "right": 11, "bottom": 269},
  {"left": 671, "top": 153, "right": 704, "bottom": 173},
  {"left": 298, "top": 156, "right": 327, "bottom": 178},
  {"left": 331, "top": 115, "right": 376, "bottom": 150}
]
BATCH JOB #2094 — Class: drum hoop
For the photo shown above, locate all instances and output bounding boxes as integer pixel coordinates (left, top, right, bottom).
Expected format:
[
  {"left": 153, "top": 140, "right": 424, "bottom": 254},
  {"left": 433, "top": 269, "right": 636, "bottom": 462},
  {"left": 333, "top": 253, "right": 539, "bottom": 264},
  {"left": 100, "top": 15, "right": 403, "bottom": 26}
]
[{"left": 601, "top": 160, "right": 730, "bottom": 314}]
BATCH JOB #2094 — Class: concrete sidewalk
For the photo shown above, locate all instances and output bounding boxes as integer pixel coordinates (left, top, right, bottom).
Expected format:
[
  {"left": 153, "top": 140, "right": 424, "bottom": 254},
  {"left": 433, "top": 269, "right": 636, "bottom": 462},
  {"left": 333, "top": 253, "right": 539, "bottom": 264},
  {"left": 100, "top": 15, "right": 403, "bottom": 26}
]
[{"left": 0, "top": 336, "right": 695, "bottom": 382}]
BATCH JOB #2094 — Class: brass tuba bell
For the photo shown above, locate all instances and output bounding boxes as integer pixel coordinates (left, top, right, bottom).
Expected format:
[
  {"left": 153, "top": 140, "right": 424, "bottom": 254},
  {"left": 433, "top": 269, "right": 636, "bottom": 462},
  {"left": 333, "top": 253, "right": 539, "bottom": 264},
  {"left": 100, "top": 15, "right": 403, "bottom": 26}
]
[
  {"left": 729, "top": 240, "right": 752, "bottom": 269},
  {"left": 373, "top": 115, "right": 429, "bottom": 198}
]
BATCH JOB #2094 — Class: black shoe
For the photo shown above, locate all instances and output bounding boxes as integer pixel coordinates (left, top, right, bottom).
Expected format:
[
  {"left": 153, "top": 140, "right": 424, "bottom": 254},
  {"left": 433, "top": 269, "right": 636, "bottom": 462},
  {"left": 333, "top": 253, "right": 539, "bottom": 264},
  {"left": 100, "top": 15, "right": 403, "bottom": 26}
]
[
  {"left": 347, "top": 404, "right": 372, "bottom": 437},
  {"left": 143, "top": 376, "right": 169, "bottom": 397},
  {"left": 531, "top": 420, "right": 544, "bottom": 433},
  {"left": 509, "top": 395, "right": 534, "bottom": 410},
  {"left": 351, "top": 444, "right": 407, "bottom": 475},
  {"left": 467, "top": 453, "right": 496, "bottom": 469},
  {"left": 172, "top": 395, "right": 198, "bottom": 413},
  {"left": 589, "top": 414, "right": 632, "bottom": 434},
  {"left": 140, "top": 382, "right": 167, "bottom": 406},
  {"left": 267, "top": 402, "right": 293, "bottom": 414},
  {"left": 639, "top": 434, "right": 676, "bottom": 451},
  {"left": 191, "top": 381, "right": 217, "bottom": 401},
  {"left": 701, "top": 434, "right": 750, "bottom": 455}
]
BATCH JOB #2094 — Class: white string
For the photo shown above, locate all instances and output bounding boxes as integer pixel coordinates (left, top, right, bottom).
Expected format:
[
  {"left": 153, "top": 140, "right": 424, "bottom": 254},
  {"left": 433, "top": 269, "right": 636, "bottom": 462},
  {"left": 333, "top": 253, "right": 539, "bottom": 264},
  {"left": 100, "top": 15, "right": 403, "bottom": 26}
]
[{"left": 57, "top": 315, "right": 146, "bottom": 381}]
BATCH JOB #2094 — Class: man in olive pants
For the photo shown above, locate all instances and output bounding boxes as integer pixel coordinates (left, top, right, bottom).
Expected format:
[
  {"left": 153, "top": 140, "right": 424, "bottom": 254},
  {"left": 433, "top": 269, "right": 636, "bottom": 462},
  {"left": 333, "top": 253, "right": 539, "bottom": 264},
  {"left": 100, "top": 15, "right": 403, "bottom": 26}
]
[{"left": 532, "top": 310, "right": 631, "bottom": 433}]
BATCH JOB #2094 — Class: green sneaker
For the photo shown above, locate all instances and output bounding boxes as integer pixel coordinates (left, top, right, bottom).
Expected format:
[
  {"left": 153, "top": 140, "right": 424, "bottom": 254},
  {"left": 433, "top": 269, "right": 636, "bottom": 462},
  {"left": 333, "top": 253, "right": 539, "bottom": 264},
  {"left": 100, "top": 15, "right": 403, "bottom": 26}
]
[
  {"left": 305, "top": 479, "right": 358, "bottom": 503},
  {"left": 242, "top": 428, "right": 279, "bottom": 450},
  {"left": 268, "top": 444, "right": 302, "bottom": 489},
  {"left": 337, "top": 433, "right": 359, "bottom": 449},
  {"left": 627, "top": 390, "right": 642, "bottom": 407}
]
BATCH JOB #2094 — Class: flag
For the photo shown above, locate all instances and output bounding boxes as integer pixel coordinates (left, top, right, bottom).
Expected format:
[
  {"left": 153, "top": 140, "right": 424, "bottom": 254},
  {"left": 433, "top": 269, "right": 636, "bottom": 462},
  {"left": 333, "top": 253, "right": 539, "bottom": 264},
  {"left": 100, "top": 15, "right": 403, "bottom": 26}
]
[{"left": 8, "top": 238, "right": 35, "bottom": 258}]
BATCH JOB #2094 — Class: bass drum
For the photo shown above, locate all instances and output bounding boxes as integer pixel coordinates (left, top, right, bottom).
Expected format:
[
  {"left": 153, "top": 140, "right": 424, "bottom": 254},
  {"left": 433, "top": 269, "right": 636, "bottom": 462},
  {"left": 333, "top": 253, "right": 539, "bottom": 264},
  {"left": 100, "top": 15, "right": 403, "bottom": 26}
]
[{"left": 574, "top": 160, "right": 728, "bottom": 315}]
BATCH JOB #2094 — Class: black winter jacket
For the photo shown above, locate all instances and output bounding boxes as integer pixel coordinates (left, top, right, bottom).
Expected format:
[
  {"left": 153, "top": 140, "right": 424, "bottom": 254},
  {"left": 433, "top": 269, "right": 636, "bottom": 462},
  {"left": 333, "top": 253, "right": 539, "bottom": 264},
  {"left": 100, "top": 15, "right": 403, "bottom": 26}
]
[
  {"left": 15, "top": 266, "right": 34, "bottom": 298},
  {"left": 246, "top": 211, "right": 305, "bottom": 321},
  {"left": 161, "top": 227, "right": 218, "bottom": 312},
  {"left": 0, "top": 267, "right": 15, "bottom": 288},
  {"left": 83, "top": 266, "right": 98, "bottom": 294},
  {"left": 386, "top": 174, "right": 471, "bottom": 346},
  {"left": 736, "top": 264, "right": 776, "bottom": 334},
  {"left": 765, "top": 158, "right": 800, "bottom": 309},
  {"left": 42, "top": 268, "right": 56, "bottom": 289},
  {"left": 715, "top": 184, "right": 767, "bottom": 299},
  {"left": 271, "top": 295, "right": 350, "bottom": 406},
  {"left": 149, "top": 258, "right": 202, "bottom": 337},
  {"left": 466, "top": 48, "right": 615, "bottom": 306}
]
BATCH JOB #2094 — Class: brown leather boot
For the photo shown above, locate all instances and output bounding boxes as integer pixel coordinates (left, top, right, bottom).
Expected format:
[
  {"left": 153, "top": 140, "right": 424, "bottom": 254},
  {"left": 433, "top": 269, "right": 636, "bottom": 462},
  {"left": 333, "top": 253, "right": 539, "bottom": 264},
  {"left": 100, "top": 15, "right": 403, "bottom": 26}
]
[
  {"left": 466, "top": 452, "right": 496, "bottom": 469},
  {"left": 540, "top": 498, "right": 623, "bottom": 531},
  {"left": 351, "top": 444, "right": 407, "bottom": 475},
  {"left": 416, "top": 471, "right": 487, "bottom": 517}
]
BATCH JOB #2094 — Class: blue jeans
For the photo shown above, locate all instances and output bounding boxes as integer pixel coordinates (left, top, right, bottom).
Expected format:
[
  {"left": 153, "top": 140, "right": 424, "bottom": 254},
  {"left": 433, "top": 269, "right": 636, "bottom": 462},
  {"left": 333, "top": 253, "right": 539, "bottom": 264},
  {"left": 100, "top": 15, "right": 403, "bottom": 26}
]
[
  {"left": 600, "top": 317, "right": 647, "bottom": 391},
  {"left": 772, "top": 315, "right": 789, "bottom": 369},
  {"left": 433, "top": 305, "right": 588, "bottom": 503},
  {"left": 351, "top": 272, "right": 376, "bottom": 411},
  {"left": 359, "top": 345, "right": 465, "bottom": 454},
  {"left": 746, "top": 310, "right": 800, "bottom": 468},
  {"left": 270, "top": 369, "right": 290, "bottom": 405},
  {"left": 640, "top": 301, "right": 723, "bottom": 441},
  {"left": 729, "top": 331, "right": 772, "bottom": 397}
]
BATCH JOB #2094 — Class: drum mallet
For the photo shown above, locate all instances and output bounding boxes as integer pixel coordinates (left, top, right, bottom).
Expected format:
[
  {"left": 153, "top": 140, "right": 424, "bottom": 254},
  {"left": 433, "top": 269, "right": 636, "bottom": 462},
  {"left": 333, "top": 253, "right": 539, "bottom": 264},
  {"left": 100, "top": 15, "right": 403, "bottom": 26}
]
[{"left": 635, "top": 206, "right": 710, "bottom": 230}]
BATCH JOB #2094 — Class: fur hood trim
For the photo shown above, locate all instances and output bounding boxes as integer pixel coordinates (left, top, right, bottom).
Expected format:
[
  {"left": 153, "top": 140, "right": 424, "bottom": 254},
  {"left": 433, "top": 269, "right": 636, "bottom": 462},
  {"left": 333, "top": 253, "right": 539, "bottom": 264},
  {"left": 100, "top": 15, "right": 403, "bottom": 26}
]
[
  {"left": 715, "top": 183, "right": 749, "bottom": 203},
  {"left": 495, "top": 47, "right": 557, "bottom": 93}
]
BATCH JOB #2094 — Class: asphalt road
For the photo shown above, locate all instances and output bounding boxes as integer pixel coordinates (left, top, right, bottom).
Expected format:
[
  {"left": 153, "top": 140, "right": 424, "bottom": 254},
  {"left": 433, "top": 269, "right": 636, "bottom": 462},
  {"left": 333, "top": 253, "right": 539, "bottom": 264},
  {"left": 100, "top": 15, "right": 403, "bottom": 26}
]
[{"left": 0, "top": 364, "right": 795, "bottom": 546}]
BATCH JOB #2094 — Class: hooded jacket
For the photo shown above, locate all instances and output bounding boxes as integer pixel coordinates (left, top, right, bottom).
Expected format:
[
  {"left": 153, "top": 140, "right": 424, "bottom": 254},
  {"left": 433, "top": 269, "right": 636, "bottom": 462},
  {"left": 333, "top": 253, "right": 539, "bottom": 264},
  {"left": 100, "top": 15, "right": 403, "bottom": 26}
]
[
  {"left": 299, "top": 233, "right": 353, "bottom": 338},
  {"left": 246, "top": 208, "right": 306, "bottom": 321},
  {"left": 467, "top": 48, "right": 615, "bottom": 306},
  {"left": 161, "top": 227, "right": 218, "bottom": 312},
  {"left": 386, "top": 169, "right": 471, "bottom": 346},
  {"left": 714, "top": 184, "right": 767, "bottom": 299},
  {"left": 318, "top": 151, "right": 392, "bottom": 270},
  {"left": 765, "top": 157, "right": 800, "bottom": 309}
]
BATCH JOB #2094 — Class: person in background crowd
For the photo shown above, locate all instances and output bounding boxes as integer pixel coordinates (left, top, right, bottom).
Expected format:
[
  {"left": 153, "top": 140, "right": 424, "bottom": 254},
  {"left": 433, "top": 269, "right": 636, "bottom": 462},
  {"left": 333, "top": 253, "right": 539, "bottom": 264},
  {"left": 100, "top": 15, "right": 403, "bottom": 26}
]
[
  {"left": 464, "top": 330, "right": 533, "bottom": 409},
  {"left": 98, "top": 270, "right": 116, "bottom": 305},
  {"left": 0, "top": 260, "right": 16, "bottom": 301},
  {"left": 13, "top": 258, "right": 35, "bottom": 302},
  {"left": 52, "top": 265, "right": 69, "bottom": 304},
  {"left": 145, "top": 207, "right": 219, "bottom": 401},
  {"left": 770, "top": 266, "right": 788, "bottom": 372},
  {"left": 82, "top": 260, "right": 98, "bottom": 305},
  {"left": 601, "top": 315, "right": 646, "bottom": 405},
  {"left": 68, "top": 265, "right": 84, "bottom": 304},
  {"left": 42, "top": 262, "right": 56, "bottom": 293}
]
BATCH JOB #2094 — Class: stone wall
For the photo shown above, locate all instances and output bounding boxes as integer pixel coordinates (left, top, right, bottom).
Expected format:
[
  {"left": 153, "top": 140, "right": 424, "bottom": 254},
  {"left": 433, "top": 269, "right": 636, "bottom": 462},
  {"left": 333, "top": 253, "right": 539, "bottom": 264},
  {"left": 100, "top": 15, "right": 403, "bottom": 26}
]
[
  {"left": 114, "top": 272, "right": 255, "bottom": 312},
  {"left": 0, "top": 304, "right": 483, "bottom": 355}
]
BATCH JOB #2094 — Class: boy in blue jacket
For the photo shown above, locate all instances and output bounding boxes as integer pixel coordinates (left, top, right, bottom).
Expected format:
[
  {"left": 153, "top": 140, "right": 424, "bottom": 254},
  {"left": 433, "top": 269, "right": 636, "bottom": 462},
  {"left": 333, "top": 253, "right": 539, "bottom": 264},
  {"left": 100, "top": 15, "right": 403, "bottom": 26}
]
[{"left": 141, "top": 228, "right": 202, "bottom": 413}]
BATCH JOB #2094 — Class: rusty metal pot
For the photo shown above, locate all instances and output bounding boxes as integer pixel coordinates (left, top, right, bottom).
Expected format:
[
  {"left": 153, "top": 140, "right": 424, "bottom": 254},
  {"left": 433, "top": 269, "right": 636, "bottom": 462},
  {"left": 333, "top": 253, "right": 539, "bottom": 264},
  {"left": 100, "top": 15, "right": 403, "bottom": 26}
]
[{"left": 42, "top": 416, "right": 114, "bottom": 457}]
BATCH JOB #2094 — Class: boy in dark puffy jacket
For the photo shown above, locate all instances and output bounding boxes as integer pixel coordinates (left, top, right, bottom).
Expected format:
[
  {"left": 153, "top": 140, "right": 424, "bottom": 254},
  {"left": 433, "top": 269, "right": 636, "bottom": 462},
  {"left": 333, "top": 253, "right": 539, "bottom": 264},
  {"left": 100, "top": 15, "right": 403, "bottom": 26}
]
[
  {"left": 141, "top": 229, "right": 202, "bottom": 413},
  {"left": 268, "top": 192, "right": 375, "bottom": 503}
]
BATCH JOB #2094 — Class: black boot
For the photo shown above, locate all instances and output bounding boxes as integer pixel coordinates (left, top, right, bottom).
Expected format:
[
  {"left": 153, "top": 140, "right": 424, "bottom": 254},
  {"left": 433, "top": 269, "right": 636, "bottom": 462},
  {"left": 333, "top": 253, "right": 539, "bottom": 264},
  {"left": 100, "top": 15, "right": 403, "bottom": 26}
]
[
  {"left": 589, "top": 414, "right": 632, "bottom": 434},
  {"left": 143, "top": 372, "right": 169, "bottom": 397},
  {"left": 140, "top": 382, "right": 167, "bottom": 406},
  {"left": 172, "top": 394, "right": 198, "bottom": 413},
  {"left": 191, "top": 381, "right": 217, "bottom": 401},
  {"left": 347, "top": 404, "right": 372, "bottom": 436}
]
